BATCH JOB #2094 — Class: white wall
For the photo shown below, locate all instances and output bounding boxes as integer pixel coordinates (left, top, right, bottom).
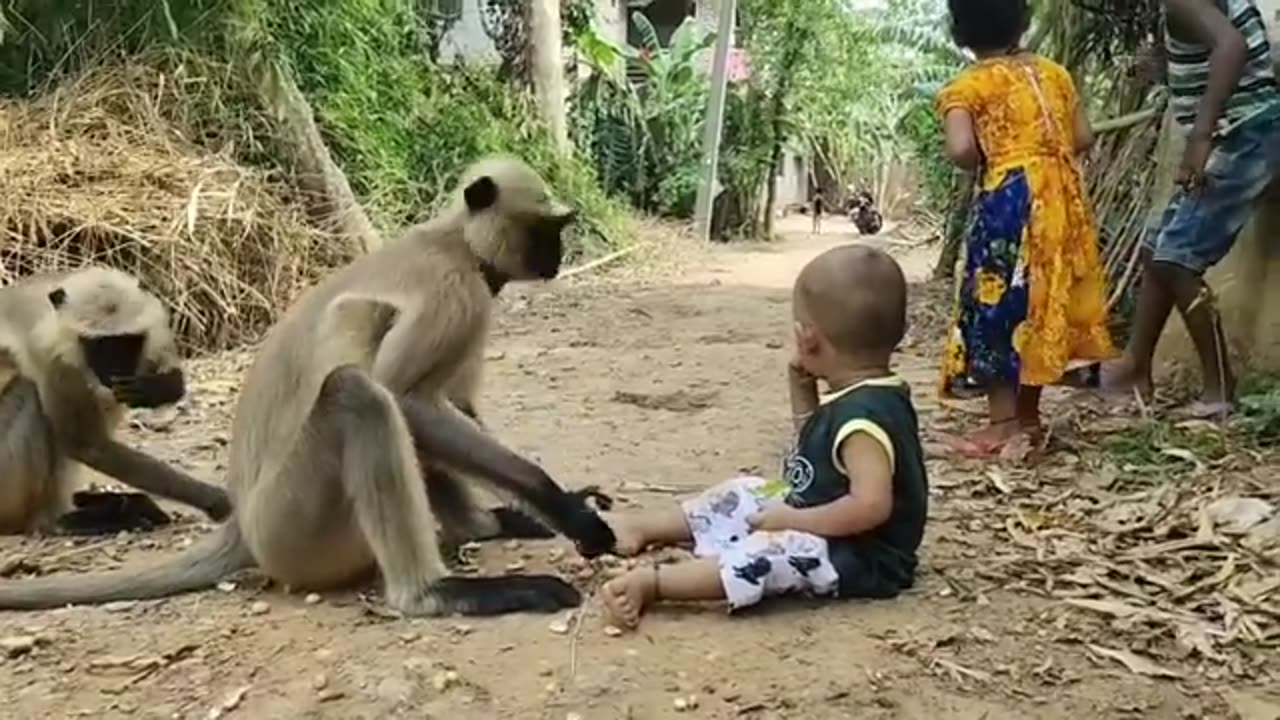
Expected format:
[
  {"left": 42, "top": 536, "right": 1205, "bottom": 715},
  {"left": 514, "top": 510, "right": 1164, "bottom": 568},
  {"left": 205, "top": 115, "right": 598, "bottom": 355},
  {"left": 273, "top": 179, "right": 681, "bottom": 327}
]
[
  {"left": 772, "top": 149, "right": 809, "bottom": 210},
  {"left": 439, "top": 0, "right": 628, "bottom": 64},
  {"left": 438, "top": 0, "right": 499, "bottom": 65},
  {"left": 596, "top": 0, "right": 628, "bottom": 45}
]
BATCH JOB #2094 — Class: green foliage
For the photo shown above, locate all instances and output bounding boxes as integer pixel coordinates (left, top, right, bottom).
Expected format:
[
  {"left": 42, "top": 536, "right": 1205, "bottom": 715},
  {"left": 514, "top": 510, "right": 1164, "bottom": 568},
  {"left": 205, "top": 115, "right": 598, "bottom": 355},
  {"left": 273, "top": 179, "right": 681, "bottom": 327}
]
[
  {"left": 0, "top": 0, "right": 631, "bottom": 259},
  {"left": 717, "top": 86, "right": 774, "bottom": 237},
  {"left": 897, "top": 101, "right": 953, "bottom": 210},
  {"left": 1099, "top": 419, "right": 1230, "bottom": 473},
  {"left": 562, "top": 0, "right": 597, "bottom": 46},
  {"left": 1095, "top": 374, "right": 1280, "bottom": 474},
  {"left": 1238, "top": 376, "right": 1280, "bottom": 445},
  {"left": 0, "top": 0, "right": 229, "bottom": 94},
  {"left": 714, "top": 0, "right": 965, "bottom": 236},
  {"left": 571, "top": 15, "right": 714, "bottom": 217}
]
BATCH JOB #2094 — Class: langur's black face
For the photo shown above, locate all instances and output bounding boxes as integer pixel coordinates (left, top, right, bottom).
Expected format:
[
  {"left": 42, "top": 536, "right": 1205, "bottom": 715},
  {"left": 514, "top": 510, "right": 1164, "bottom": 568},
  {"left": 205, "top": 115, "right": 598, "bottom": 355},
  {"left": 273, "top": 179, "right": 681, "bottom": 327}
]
[
  {"left": 78, "top": 334, "right": 146, "bottom": 387},
  {"left": 462, "top": 168, "right": 576, "bottom": 281},
  {"left": 524, "top": 210, "right": 574, "bottom": 280}
]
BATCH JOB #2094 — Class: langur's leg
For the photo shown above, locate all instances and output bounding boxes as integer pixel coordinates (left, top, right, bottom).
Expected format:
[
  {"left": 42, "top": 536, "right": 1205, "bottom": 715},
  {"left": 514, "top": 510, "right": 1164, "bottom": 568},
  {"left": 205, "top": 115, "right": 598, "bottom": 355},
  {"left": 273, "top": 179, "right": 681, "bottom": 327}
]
[
  {"left": 318, "top": 366, "right": 580, "bottom": 615},
  {"left": 0, "top": 379, "right": 59, "bottom": 533}
]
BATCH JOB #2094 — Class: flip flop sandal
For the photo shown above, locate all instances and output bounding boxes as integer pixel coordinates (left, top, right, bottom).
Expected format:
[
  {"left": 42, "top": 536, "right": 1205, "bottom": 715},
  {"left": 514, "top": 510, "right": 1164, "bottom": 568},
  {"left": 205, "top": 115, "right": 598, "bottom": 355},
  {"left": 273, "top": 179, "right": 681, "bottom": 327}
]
[
  {"left": 1174, "top": 400, "right": 1234, "bottom": 421},
  {"left": 941, "top": 432, "right": 1012, "bottom": 459}
]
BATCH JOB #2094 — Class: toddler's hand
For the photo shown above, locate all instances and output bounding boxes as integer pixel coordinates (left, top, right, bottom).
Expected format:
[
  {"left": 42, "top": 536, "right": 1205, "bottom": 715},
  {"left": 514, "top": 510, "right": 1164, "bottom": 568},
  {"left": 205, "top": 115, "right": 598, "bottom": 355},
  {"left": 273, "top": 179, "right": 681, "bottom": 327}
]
[
  {"left": 787, "top": 354, "right": 815, "bottom": 384},
  {"left": 747, "top": 502, "right": 795, "bottom": 533}
]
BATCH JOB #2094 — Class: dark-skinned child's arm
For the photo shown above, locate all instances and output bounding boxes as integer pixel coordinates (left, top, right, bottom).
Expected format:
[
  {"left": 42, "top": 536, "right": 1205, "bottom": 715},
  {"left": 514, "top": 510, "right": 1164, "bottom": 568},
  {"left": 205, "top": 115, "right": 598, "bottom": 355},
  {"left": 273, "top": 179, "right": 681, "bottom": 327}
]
[{"left": 942, "top": 110, "right": 982, "bottom": 171}]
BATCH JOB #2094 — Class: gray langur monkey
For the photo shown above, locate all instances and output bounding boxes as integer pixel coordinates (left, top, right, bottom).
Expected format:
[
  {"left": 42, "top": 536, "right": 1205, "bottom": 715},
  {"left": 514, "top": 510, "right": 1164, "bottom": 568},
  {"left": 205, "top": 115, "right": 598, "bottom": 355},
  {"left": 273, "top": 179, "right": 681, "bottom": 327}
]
[
  {"left": 0, "top": 267, "right": 232, "bottom": 535},
  {"left": 0, "top": 156, "right": 617, "bottom": 614}
]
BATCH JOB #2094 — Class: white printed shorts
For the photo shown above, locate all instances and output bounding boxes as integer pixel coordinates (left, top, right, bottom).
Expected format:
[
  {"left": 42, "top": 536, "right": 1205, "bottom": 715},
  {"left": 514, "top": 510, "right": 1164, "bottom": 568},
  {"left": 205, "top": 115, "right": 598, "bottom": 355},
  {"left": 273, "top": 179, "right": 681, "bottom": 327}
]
[{"left": 680, "top": 475, "right": 840, "bottom": 610}]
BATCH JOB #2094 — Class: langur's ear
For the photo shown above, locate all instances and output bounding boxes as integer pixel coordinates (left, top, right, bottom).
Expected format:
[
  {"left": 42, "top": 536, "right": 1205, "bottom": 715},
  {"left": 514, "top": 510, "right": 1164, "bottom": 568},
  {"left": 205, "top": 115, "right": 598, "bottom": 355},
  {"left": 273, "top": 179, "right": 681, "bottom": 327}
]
[
  {"left": 464, "top": 176, "right": 499, "bottom": 212},
  {"left": 48, "top": 288, "right": 67, "bottom": 309}
]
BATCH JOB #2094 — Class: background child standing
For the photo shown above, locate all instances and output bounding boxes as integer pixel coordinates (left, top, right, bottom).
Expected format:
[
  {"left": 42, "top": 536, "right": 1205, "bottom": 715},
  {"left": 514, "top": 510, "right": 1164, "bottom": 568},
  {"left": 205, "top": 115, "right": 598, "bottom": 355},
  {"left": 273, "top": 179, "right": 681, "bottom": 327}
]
[
  {"left": 1098, "top": 0, "right": 1280, "bottom": 420},
  {"left": 936, "top": 0, "right": 1116, "bottom": 457}
]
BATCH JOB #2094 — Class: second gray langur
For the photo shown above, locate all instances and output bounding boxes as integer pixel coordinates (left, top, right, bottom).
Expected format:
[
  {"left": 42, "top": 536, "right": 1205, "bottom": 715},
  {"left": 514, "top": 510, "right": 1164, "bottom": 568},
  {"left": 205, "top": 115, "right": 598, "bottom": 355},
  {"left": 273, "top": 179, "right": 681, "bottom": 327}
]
[
  {"left": 0, "top": 156, "right": 617, "bottom": 614},
  {"left": 0, "top": 267, "right": 232, "bottom": 535}
]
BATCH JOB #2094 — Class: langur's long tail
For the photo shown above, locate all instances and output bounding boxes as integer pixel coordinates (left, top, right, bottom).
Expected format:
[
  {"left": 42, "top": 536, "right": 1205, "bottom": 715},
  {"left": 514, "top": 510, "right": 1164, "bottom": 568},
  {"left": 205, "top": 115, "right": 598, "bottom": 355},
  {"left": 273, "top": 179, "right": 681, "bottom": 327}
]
[{"left": 0, "top": 523, "right": 254, "bottom": 609}]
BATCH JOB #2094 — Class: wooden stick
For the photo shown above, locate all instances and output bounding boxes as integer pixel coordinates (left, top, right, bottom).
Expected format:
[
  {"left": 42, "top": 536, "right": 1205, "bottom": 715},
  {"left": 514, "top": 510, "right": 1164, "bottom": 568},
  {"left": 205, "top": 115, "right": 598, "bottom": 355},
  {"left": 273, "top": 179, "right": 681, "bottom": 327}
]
[
  {"left": 560, "top": 243, "right": 648, "bottom": 279},
  {"left": 1094, "top": 108, "right": 1158, "bottom": 135}
]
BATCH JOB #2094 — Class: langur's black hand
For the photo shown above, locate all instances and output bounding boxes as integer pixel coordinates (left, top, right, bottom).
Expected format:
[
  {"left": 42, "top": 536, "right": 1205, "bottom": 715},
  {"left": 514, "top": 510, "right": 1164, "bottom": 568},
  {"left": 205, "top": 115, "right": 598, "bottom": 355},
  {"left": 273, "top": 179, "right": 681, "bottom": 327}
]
[
  {"left": 569, "top": 485, "right": 614, "bottom": 512},
  {"left": 563, "top": 500, "right": 616, "bottom": 559},
  {"left": 111, "top": 369, "right": 186, "bottom": 408}
]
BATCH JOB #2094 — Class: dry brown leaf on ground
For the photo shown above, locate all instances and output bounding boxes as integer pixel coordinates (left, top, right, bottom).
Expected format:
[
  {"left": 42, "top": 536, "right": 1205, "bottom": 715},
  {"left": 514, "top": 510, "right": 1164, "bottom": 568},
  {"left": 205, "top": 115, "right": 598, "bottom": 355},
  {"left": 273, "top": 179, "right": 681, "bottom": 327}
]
[{"left": 1086, "top": 644, "right": 1183, "bottom": 679}]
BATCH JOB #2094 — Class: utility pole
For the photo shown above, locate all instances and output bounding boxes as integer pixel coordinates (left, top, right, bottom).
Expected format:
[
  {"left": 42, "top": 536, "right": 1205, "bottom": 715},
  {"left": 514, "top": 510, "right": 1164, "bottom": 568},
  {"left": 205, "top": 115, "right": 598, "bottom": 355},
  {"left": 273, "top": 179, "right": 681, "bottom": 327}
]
[{"left": 692, "top": 0, "right": 737, "bottom": 243}]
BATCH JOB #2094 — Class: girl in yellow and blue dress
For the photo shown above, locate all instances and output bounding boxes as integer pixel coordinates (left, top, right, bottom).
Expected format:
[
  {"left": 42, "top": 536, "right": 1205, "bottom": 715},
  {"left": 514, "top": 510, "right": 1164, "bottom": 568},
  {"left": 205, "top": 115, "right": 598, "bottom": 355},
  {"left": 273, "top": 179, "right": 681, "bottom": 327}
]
[{"left": 937, "top": 0, "right": 1116, "bottom": 457}]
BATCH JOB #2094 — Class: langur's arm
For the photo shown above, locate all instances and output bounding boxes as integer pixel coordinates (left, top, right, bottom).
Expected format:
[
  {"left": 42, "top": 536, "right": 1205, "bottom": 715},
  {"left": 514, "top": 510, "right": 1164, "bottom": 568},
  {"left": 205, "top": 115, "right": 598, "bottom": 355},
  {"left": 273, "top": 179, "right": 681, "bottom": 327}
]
[
  {"left": 73, "top": 442, "right": 231, "bottom": 521},
  {"left": 368, "top": 297, "right": 481, "bottom": 393},
  {"left": 41, "top": 358, "right": 232, "bottom": 521},
  {"left": 396, "top": 395, "right": 616, "bottom": 558}
]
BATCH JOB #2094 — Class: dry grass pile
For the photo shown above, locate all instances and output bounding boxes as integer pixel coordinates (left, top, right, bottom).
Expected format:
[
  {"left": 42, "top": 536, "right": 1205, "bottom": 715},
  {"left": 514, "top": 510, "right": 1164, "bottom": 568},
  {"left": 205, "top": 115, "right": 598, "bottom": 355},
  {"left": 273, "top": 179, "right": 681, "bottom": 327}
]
[{"left": 0, "top": 57, "right": 347, "bottom": 351}]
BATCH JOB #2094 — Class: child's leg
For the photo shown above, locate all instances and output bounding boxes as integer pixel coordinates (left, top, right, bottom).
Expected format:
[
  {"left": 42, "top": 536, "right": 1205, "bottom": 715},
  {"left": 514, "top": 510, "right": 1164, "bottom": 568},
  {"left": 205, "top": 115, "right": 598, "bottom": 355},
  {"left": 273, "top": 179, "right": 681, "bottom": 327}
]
[
  {"left": 1159, "top": 264, "right": 1235, "bottom": 408},
  {"left": 601, "top": 557, "right": 724, "bottom": 627},
  {"left": 1103, "top": 249, "right": 1170, "bottom": 399},
  {"left": 1017, "top": 384, "right": 1043, "bottom": 438},
  {"left": 602, "top": 530, "right": 838, "bottom": 629},
  {"left": 959, "top": 383, "right": 1020, "bottom": 446},
  {"left": 602, "top": 504, "right": 691, "bottom": 557},
  {"left": 603, "top": 475, "right": 776, "bottom": 557}
]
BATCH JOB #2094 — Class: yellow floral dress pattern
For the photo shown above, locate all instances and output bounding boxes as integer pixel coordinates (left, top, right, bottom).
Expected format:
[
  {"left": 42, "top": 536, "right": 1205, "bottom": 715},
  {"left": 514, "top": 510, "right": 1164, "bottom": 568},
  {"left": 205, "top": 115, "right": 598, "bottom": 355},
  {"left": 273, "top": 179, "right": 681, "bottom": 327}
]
[{"left": 936, "top": 54, "right": 1115, "bottom": 395}]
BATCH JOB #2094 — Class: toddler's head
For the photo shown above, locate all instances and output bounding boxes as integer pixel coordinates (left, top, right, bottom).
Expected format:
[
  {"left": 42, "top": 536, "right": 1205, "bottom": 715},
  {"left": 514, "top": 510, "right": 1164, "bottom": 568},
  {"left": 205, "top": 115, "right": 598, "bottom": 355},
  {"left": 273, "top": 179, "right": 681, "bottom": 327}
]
[
  {"left": 947, "top": 0, "right": 1029, "bottom": 54},
  {"left": 791, "top": 245, "right": 906, "bottom": 380}
]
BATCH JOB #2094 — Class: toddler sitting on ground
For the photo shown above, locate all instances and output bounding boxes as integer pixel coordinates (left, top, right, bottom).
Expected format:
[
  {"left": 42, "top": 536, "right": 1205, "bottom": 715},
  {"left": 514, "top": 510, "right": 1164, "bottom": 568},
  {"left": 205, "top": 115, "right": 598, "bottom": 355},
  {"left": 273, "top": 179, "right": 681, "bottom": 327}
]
[{"left": 600, "top": 244, "right": 928, "bottom": 628}]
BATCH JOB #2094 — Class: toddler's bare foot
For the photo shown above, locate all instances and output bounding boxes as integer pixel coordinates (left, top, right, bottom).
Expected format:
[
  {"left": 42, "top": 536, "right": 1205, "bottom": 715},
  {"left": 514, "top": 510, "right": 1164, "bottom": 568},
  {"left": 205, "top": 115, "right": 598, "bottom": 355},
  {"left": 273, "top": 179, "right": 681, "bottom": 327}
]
[
  {"left": 601, "top": 566, "right": 658, "bottom": 629},
  {"left": 601, "top": 513, "right": 647, "bottom": 556}
]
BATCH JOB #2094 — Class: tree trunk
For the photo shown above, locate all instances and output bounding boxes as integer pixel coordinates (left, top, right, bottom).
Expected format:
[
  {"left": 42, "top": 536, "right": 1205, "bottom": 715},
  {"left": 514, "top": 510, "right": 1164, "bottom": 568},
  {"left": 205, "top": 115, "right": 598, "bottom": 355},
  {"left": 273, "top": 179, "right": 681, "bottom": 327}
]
[
  {"left": 248, "top": 52, "right": 382, "bottom": 255},
  {"left": 932, "top": 169, "right": 973, "bottom": 280},
  {"left": 759, "top": 14, "right": 809, "bottom": 239},
  {"left": 528, "top": 0, "right": 569, "bottom": 154},
  {"left": 762, "top": 136, "right": 783, "bottom": 238}
]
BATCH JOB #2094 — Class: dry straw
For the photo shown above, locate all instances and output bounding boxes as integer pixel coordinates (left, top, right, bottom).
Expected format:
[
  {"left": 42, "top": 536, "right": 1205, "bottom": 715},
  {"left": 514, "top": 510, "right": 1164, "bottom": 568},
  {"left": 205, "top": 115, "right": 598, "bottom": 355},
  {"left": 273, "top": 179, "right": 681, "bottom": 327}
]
[{"left": 0, "top": 56, "right": 347, "bottom": 351}]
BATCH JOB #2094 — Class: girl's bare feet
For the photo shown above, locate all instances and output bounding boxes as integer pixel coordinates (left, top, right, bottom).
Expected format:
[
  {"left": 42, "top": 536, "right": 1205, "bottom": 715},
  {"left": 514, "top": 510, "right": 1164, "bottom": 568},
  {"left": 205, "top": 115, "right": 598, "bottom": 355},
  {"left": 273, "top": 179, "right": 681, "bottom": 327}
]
[{"left": 601, "top": 566, "right": 659, "bottom": 629}]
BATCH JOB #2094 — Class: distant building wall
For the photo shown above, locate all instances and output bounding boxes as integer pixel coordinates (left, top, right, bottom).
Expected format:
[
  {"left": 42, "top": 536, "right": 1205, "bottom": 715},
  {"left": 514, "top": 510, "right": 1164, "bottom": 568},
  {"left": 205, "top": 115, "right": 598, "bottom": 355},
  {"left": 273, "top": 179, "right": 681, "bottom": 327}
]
[
  {"left": 438, "top": 0, "right": 499, "bottom": 64},
  {"left": 438, "top": 0, "right": 629, "bottom": 63},
  {"left": 773, "top": 149, "right": 809, "bottom": 210}
]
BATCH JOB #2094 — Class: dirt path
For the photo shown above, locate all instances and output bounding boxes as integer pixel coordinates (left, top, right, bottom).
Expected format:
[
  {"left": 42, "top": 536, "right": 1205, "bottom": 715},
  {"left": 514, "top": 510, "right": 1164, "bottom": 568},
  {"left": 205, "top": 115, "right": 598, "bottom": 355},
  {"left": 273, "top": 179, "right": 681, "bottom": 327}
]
[{"left": 0, "top": 221, "right": 1261, "bottom": 719}]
